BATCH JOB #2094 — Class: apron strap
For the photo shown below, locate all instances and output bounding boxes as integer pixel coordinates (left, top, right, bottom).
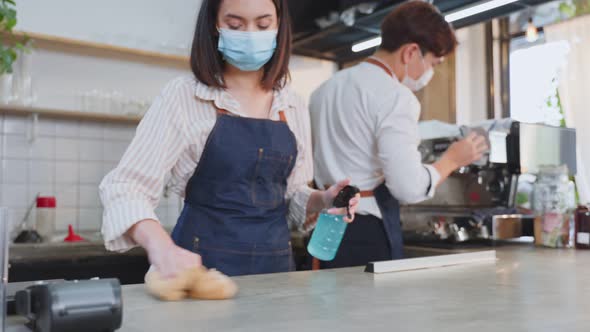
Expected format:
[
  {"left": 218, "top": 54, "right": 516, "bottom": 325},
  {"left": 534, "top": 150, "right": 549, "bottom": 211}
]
[
  {"left": 216, "top": 108, "right": 231, "bottom": 116},
  {"left": 278, "top": 111, "right": 287, "bottom": 123},
  {"left": 359, "top": 190, "right": 374, "bottom": 198},
  {"left": 364, "top": 57, "right": 395, "bottom": 78},
  {"left": 216, "top": 108, "right": 288, "bottom": 123}
]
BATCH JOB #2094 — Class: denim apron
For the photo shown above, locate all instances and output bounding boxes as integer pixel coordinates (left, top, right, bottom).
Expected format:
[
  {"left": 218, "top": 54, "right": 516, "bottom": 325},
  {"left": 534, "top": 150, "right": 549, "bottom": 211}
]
[{"left": 171, "top": 108, "right": 298, "bottom": 276}]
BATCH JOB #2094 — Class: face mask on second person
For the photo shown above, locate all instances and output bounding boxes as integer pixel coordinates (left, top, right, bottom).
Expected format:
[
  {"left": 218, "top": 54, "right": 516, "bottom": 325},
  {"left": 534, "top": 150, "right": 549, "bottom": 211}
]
[
  {"left": 217, "top": 28, "right": 278, "bottom": 71},
  {"left": 402, "top": 49, "right": 434, "bottom": 92}
]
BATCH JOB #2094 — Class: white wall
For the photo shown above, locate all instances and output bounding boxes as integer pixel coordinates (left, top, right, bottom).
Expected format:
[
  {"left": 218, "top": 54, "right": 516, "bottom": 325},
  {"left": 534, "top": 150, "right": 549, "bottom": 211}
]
[
  {"left": 30, "top": 48, "right": 187, "bottom": 111},
  {"left": 289, "top": 56, "right": 337, "bottom": 104},
  {"left": 455, "top": 23, "right": 489, "bottom": 125},
  {"left": 17, "top": 0, "right": 200, "bottom": 56},
  {"left": 18, "top": 0, "right": 200, "bottom": 110}
]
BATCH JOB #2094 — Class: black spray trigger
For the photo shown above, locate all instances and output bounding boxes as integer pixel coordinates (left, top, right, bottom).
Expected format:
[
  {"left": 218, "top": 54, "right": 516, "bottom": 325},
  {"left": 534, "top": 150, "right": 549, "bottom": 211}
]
[{"left": 333, "top": 185, "right": 360, "bottom": 219}]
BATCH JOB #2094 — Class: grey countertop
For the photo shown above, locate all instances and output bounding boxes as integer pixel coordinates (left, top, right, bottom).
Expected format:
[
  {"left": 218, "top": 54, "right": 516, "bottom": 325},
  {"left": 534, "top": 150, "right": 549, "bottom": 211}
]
[{"left": 8, "top": 245, "right": 590, "bottom": 331}]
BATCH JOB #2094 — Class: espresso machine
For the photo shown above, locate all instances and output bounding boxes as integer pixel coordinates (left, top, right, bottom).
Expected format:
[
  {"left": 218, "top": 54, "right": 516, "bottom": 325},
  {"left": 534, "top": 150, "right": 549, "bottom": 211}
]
[{"left": 401, "top": 120, "right": 577, "bottom": 245}]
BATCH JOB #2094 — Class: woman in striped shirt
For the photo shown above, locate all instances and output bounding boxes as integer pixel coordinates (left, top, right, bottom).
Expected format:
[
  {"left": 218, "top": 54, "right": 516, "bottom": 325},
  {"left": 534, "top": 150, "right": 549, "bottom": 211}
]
[{"left": 99, "top": 0, "right": 360, "bottom": 277}]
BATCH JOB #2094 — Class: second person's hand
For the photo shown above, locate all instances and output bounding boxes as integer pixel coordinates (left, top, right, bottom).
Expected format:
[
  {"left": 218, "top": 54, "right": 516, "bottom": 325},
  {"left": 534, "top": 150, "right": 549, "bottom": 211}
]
[
  {"left": 444, "top": 132, "right": 489, "bottom": 168},
  {"left": 433, "top": 132, "right": 490, "bottom": 187}
]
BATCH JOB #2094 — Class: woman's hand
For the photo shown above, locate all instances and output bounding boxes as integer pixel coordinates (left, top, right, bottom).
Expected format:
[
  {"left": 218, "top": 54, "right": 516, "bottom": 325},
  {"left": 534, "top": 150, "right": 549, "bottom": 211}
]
[
  {"left": 323, "top": 179, "right": 361, "bottom": 223},
  {"left": 148, "top": 242, "right": 203, "bottom": 279},
  {"left": 128, "top": 219, "right": 202, "bottom": 279}
]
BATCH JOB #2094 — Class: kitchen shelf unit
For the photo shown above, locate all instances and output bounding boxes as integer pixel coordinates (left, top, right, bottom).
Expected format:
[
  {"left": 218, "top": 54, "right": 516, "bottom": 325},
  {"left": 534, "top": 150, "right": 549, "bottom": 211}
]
[
  {"left": 15, "top": 31, "right": 189, "bottom": 68},
  {"left": 0, "top": 105, "right": 142, "bottom": 125}
]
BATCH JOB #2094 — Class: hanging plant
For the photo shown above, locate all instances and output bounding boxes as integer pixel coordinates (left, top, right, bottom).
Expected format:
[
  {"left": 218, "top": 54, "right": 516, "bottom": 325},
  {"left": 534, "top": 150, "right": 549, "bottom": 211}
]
[
  {"left": 559, "top": 0, "right": 590, "bottom": 19},
  {"left": 0, "top": 0, "right": 30, "bottom": 75}
]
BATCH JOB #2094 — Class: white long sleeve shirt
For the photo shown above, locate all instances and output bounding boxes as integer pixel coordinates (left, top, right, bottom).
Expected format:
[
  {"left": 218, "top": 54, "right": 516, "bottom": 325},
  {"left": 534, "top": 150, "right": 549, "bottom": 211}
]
[
  {"left": 100, "top": 76, "right": 315, "bottom": 252},
  {"left": 310, "top": 60, "right": 440, "bottom": 218}
]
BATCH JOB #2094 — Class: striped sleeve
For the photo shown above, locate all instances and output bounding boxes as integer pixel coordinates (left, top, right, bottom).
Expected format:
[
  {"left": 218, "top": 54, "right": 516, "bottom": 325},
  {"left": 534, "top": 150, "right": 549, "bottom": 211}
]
[
  {"left": 99, "top": 78, "right": 191, "bottom": 252},
  {"left": 285, "top": 91, "right": 317, "bottom": 233}
]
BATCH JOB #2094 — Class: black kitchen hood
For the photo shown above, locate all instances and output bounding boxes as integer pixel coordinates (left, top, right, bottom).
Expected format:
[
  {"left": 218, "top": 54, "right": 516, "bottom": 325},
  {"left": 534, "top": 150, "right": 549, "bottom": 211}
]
[{"left": 289, "top": 0, "right": 557, "bottom": 63}]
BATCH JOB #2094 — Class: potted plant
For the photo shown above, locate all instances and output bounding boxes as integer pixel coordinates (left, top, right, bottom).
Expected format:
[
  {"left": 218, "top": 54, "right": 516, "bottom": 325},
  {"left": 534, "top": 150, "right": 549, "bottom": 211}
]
[{"left": 0, "top": 0, "right": 29, "bottom": 104}]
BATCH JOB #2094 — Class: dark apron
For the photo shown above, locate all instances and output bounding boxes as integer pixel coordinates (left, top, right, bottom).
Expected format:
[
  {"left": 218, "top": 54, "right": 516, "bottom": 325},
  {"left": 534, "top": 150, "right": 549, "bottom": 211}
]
[
  {"left": 373, "top": 183, "right": 404, "bottom": 259},
  {"left": 171, "top": 108, "right": 298, "bottom": 276}
]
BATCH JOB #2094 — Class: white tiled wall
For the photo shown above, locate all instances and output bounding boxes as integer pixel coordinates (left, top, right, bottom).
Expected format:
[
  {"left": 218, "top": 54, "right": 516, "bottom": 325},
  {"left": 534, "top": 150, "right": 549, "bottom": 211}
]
[{"left": 0, "top": 114, "right": 182, "bottom": 234}]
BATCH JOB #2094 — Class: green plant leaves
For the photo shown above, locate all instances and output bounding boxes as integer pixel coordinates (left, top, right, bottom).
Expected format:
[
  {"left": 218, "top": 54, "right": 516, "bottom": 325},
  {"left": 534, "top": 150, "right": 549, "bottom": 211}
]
[
  {"left": 0, "top": 0, "right": 16, "bottom": 30},
  {"left": 5, "top": 8, "right": 16, "bottom": 31},
  {"left": 0, "top": 0, "right": 28, "bottom": 74},
  {"left": 559, "top": 2, "right": 576, "bottom": 17},
  {"left": 0, "top": 47, "right": 16, "bottom": 73}
]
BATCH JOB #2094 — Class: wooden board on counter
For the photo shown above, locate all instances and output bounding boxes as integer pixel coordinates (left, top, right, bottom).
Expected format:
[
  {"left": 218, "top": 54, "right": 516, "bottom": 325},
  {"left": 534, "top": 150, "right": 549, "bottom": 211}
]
[{"left": 365, "top": 250, "right": 497, "bottom": 274}]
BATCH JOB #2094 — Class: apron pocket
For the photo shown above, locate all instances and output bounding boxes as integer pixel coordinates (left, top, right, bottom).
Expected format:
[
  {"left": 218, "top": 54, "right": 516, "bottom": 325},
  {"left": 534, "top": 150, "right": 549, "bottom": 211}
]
[{"left": 251, "top": 148, "right": 294, "bottom": 208}]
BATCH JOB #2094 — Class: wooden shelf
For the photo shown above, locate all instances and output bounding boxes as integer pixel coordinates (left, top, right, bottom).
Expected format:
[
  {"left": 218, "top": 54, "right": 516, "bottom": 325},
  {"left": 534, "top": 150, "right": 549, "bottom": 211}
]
[
  {"left": 0, "top": 105, "right": 142, "bottom": 124},
  {"left": 12, "top": 31, "right": 190, "bottom": 69}
]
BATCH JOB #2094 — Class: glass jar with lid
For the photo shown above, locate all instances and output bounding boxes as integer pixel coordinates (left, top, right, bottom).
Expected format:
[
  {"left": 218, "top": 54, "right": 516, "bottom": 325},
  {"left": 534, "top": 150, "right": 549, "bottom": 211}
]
[{"left": 532, "top": 165, "right": 576, "bottom": 248}]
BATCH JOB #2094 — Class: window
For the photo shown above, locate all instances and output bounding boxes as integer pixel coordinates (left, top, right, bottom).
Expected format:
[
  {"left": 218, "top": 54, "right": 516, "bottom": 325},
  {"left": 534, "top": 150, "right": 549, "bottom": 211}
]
[{"left": 509, "top": 34, "right": 570, "bottom": 126}]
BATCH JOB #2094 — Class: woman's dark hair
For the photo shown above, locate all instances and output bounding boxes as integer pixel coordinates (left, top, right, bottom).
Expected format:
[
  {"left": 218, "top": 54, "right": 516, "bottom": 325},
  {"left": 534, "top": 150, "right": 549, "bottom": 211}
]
[
  {"left": 190, "top": 0, "right": 292, "bottom": 91},
  {"left": 380, "top": 1, "right": 458, "bottom": 57}
]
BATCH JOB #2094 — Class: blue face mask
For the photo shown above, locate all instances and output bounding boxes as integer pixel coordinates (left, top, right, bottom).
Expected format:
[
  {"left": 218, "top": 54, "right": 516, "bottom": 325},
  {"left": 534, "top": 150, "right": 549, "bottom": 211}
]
[{"left": 218, "top": 28, "right": 278, "bottom": 71}]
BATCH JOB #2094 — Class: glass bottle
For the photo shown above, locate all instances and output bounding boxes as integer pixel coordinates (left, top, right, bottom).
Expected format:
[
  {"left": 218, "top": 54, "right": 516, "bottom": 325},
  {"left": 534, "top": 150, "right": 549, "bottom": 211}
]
[
  {"left": 574, "top": 205, "right": 590, "bottom": 249},
  {"left": 532, "top": 165, "right": 576, "bottom": 248},
  {"left": 0, "top": 208, "right": 9, "bottom": 331},
  {"left": 12, "top": 45, "right": 34, "bottom": 106}
]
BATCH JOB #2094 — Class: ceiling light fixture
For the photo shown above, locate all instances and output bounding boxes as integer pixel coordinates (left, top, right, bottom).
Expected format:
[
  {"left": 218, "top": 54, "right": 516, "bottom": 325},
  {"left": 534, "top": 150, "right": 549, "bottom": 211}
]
[
  {"left": 352, "top": 36, "right": 382, "bottom": 53},
  {"left": 445, "top": 0, "right": 519, "bottom": 23},
  {"left": 526, "top": 17, "right": 539, "bottom": 42},
  {"left": 351, "top": 0, "right": 520, "bottom": 53}
]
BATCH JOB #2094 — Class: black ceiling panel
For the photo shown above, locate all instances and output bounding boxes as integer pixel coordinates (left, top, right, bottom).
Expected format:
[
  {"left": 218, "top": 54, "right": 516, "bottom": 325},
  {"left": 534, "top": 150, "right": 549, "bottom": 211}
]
[{"left": 290, "top": 0, "right": 558, "bottom": 63}]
